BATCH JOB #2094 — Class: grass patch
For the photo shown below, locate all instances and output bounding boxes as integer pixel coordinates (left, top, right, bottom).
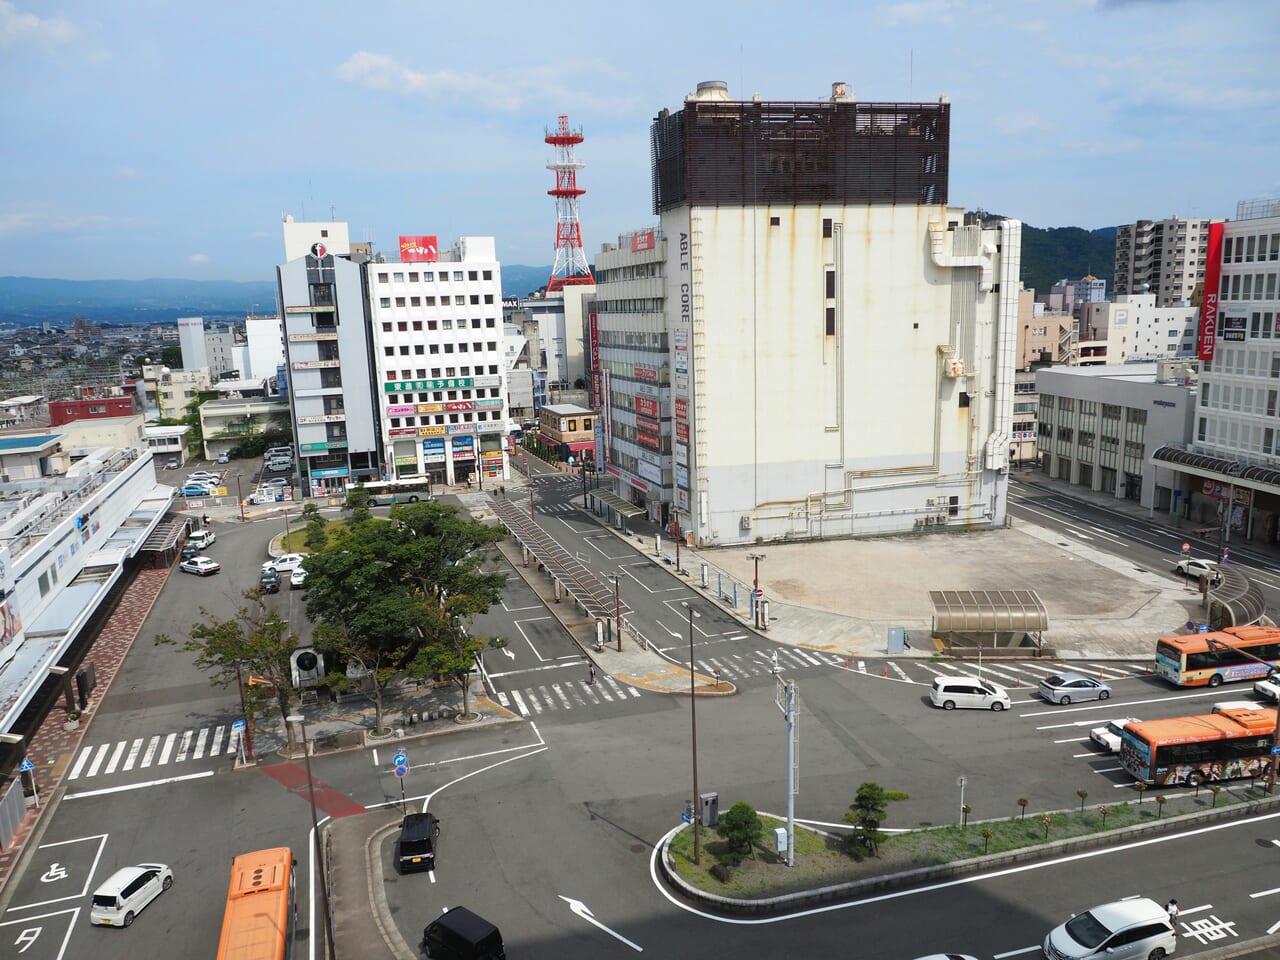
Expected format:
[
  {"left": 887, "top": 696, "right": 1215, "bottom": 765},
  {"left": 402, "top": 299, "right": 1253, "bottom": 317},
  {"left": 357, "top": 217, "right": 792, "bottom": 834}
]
[{"left": 669, "top": 787, "right": 1265, "bottom": 899}]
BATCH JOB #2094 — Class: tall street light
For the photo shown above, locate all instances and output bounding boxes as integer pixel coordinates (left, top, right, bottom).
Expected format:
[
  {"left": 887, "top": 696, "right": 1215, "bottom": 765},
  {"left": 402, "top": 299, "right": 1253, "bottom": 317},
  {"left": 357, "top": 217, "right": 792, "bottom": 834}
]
[
  {"left": 613, "top": 574, "right": 622, "bottom": 652},
  {"left": 286, "top": 714, "right": 335, "bottom": 958},
  {"left": 684, "top": 602, "right": 702, "bottom": 865},
  {"left": 747, "top": 552, "right": 766, "bottom": 629}
]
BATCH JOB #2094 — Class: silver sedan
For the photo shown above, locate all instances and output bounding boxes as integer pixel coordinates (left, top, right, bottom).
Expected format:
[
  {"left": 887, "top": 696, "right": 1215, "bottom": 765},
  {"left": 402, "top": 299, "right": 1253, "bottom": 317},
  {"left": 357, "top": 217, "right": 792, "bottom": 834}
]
[{"left": 1038, "top": 671, "right": 1112, "bottom": 705}]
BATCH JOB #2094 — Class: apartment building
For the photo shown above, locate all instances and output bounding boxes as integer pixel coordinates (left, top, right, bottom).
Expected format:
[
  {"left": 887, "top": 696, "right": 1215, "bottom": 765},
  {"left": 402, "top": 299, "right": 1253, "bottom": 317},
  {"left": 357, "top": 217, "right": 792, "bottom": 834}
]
[{"left": 1115, "top": 216, "right": 1219, "bottom": 307}]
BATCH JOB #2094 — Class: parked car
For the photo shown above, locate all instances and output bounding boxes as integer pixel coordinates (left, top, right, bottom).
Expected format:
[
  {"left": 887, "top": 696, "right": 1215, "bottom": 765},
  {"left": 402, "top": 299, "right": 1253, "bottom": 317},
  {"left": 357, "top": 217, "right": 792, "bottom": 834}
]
[
  {"left": 265, "top": 458, "right": 293, "bottom": 473},
  {"left": 179, "top": 483, "right": 214, "bottom": 497},
  {"left": 179, "top": 557, "right": 221, "bottom": 576},
  {"left": 264, "top": 477, "right": 290, "bottom": 488},
  {"left": 928, "top": 676, "right": 1011, "bottom": 712},
  {"left": 264, "top": 446, "right": 292, "bottom": 460},
  {"left": 188, "top": 470, "right": 222, "bottom": 481},
  {"left": 1175, "top": 556, "right": 1221, "bottom": 583},
  {"left": 163, "top": 459, "right": 179, "bottom": 471},
  {"left": 421, "top": 906, "right": 505, "bottom": 960},
  {"left": 262, "top": 553, "right": 306, "bottom": 574},
  {"left": 1038, "top": 672, "right": 1112, "bottom": 705},
  {"left": 89, "top": 862, "right": 173, "bottom": 927},
  {"left": 1042, "top": 896, "right": 1175, "bottom": 960},
  {"left": 216, "top": 451, "right": 231, "bottom": 464},
  {"left": 1088, "top": 718, "right": 1141, "bottom": 753},
  {"left": 290, "top": 567, "right": 307, "bottom": 589},
  {"left": 188, "top": 528, "right": 216, "bottom": 549},
  {"left": 258, "top": 569, "right": 281, "bottom": 594},
  {"left": 180, "top": 542, "right": 199, "bottom": 560},
  {"left": 1254, "top": 671, "right": 1280, "bottom": 703}
]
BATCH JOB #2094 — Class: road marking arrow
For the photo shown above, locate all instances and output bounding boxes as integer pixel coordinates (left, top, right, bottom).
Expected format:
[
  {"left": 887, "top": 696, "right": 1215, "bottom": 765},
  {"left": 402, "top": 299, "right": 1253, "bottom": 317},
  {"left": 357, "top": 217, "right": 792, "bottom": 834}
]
[{"left": 559, "top": 896, "right": 642, "bottom": 952}]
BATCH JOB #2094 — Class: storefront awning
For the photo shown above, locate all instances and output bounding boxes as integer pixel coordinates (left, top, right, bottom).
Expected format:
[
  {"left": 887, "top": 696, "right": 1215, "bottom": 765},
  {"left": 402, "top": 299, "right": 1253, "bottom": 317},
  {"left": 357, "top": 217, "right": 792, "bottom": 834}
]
[{"left": 590, "top": 489, "right": 645, "bottom": 519}]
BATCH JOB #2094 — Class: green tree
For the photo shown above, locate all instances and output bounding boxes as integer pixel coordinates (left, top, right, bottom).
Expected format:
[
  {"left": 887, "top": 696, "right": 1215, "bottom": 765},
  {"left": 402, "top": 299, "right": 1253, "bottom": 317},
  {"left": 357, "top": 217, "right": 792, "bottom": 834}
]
[
  {"left": 154, "top": 592, "right": 302, "bottom": 754},
  {"left": 715, "top": 802, "right": 764, "bottom": 866},
  {"left": 301, "top": 503, "right": 328, "bottom": 552},
  {"left": 161, "top": 345, "right": 184, "bottom": 368},
  {"left": 843, "top": 781, "right": 908, "bottom": 856},
  {"left": 344, "top": 485, "right": 372, "bottom": 522},
  {"left": 302, "top": 501, "right": 506, "bottom": 731}
]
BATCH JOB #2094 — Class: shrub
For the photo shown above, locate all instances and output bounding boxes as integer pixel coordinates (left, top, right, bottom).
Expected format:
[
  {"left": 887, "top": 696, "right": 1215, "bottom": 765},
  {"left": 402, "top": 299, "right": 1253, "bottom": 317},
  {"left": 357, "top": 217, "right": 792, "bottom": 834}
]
[
  {"left": 709, "top": 863, "right": 732, "bottom": 883},
  {"left": 715, "top": 801, "right": 764, "bottom": 866}
]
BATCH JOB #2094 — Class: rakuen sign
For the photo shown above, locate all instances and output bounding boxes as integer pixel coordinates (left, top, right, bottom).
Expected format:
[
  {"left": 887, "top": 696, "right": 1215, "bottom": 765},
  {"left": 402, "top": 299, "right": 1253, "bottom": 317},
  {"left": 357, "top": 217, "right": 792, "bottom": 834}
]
[{"left": 1198, "top": 221, "right": 1224, "bottom": 361}]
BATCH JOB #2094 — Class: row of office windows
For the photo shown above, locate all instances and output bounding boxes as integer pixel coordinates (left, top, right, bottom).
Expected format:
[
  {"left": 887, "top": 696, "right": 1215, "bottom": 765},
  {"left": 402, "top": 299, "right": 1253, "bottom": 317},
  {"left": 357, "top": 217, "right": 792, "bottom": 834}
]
[
  {"left": 376, "top": 269, "right": 494, "bottom": 284},
  {"left": 1197, "top": 416, "right": 1280, "bottom": 457},
  {"left": 1223, "top": 234, "right": 1280, "bottom": 263},
  {"left": 1220, "top": 271, "right": 1279, "bottom": 302},
  {"left": 388, "top": 410, "right": 505, "bottom": 428},
  {"left": 382, "top": 365, "right": 501, "bottom": 384},
  {"left": 384, "top": 386, "right": 504, "bottom": 405},
  {"left": 591, "top": 297, "right": 665, "bottom": 314},
  {"left": 378, "top": 294, "right": 496, "bottom": 308},
  {"left": 1204, "top": 346, "right": 1280, "bottom": 378},
  {"left": 383, "top": 341, "right": 498, "bottom": 357},
  {"left": 594, "top": 262, "right": 662, "bottom": 283},
  {"left": 1199, "top": 380, "right": 1280, "bottom": 417}
]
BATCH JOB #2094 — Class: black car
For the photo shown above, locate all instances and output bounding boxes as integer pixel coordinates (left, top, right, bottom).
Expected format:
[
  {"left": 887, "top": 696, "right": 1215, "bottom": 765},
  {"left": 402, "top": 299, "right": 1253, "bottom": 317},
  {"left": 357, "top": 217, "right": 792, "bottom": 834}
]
[
  {"left": 396, "top": 813, "right": 439, "bottom": 873},
  {"left": 258, "top": 570, "right": 281, "bottom": 594},
  {"left": 180, "top": 542, "right": 199, "bottom": 560}
]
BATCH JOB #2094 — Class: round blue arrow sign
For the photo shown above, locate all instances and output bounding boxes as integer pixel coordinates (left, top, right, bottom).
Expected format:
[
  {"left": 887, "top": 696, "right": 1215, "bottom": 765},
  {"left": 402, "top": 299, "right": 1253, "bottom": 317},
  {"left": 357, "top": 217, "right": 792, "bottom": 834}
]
[{"left": 392, "top": 752, "right": 408, "bottom": 767}]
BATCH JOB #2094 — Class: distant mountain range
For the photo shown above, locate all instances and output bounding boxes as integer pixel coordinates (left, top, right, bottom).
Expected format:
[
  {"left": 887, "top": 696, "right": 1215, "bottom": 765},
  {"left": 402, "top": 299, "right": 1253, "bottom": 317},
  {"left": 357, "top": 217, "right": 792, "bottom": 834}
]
[{"left": 0, "top": 224, "right": 1117, "bottom": 327}]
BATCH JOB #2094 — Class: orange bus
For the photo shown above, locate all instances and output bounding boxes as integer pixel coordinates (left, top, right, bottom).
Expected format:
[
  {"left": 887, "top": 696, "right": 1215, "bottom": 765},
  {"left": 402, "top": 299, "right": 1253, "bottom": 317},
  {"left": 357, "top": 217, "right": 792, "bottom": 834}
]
[
  {"left": 215, "top": 847, "right": 297, "bottom": 960},
  {"left": 1153, "top": 624, "right": 1280, "bottom": 687},
  {"left": 1119, "top": 707, "right": 1277, "bottom": 787}
]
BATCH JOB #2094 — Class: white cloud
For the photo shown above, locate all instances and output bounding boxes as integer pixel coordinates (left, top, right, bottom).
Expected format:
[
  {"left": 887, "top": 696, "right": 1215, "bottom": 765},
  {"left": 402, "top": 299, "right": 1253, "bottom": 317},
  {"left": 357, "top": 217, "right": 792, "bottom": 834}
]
[
  {"left": 337, "top": 52, "right": 518, "bottom": 110},
  {"left": 0, "top": 209, "right": 106, "bottom": 236},
  {"left": 0, "top": 1, "right": 76, "bottom": 47},
  {"left": 188, "top": 253, "right": 210, "bottom": 265}
]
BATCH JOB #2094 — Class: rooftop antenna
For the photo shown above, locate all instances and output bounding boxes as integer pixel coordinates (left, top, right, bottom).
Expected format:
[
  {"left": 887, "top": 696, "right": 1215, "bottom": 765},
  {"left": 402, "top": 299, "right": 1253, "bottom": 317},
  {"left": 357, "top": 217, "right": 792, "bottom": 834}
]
[{"left": 544, "top": 114, "right": 594, "bottom": 292}]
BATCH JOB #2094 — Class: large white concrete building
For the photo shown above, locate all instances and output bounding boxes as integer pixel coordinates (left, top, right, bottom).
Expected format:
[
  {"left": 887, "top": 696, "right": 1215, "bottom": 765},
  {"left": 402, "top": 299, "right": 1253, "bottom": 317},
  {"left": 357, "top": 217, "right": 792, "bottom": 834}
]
[
  {"left": 647, "top": 81, "right": 1020, "bottom": 545},
  {"left": 1077, "top": 294, "right": 1199, "bottom": 365},
  {"left": 369, "top": 236, "right": 510, "bottom": 486},
  {"left": 1152, "top": 199, "right": 1280, "bottom": 543}
]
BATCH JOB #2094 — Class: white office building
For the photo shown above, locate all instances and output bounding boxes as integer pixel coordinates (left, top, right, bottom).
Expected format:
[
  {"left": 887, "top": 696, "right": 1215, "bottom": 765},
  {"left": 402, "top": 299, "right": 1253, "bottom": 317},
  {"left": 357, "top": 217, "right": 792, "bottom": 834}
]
[
  {"left": 369, "top": 236, "right": 510, "bottom": 486},
  {"left": 649, "top": 81, "right": 1019, "bottom": 545}
]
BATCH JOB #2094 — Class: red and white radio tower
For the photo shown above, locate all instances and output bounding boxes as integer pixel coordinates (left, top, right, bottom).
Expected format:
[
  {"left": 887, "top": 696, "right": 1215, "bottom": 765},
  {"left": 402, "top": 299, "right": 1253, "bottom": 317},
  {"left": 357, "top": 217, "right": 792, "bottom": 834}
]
[{"left": 545, "top": 114, "right": 594, "bottom": 292}]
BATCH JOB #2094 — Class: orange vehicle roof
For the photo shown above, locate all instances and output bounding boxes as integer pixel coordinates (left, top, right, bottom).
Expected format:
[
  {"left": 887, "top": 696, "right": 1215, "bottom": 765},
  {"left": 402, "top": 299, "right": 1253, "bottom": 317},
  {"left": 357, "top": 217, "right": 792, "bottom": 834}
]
[{"left": 1129, "top": 708, "right": 1277, "bottom": 744}]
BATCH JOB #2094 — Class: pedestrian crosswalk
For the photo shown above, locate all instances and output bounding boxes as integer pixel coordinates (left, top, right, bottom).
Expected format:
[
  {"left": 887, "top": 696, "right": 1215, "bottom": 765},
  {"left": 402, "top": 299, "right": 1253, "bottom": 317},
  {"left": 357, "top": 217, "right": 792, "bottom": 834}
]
[
  {"left": 68, "top": 725, "right": 243, "bottom": 781},
  {"left": 851, "top": 657, "right": 1153, "bottom": 687},
  {"left": 495, "top": 674, "right": 643, "bottom": 717},
  {"left": 694, "top": 646, "right": 849, "bottom": 680}
]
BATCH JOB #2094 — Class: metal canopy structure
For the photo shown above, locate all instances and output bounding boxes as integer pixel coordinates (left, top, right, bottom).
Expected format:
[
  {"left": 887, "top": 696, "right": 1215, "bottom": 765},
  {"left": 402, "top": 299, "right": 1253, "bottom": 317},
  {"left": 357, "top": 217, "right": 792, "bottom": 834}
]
[
  {"left": 1152, "top": 444, "right": 1280, "bottom": 498},
  {"left": 589, "top": 489, "right": 644, "bottom": 519},
  {"left": 1206, "top": 566, "right": 1268, "bottom": 629},
  {"left": 929, "top": 590, "right": 1049, "bottom": 635},
  {"left": 490, "top": 495, "right": 616, "bottom": 620}
]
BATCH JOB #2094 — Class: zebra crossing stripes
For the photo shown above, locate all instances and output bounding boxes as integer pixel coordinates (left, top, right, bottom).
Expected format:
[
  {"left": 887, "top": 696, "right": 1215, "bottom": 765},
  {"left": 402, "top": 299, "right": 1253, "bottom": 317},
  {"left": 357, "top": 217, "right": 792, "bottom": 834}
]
[
  {"left": 68, "top": 725, "right": 244, "bottom": 782},
  {"left": 502, "top": 674, "right": 641, "bottom": 717}
]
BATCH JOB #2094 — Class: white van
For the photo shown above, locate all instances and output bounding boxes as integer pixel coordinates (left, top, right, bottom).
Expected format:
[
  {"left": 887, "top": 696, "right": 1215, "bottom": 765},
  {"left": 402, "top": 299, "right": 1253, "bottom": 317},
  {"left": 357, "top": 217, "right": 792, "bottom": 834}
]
[
  {"left": 89, "top": 863, "right": 173, "bottom": 926},
  {"left": 265, "top": 458, "right": 293, "bottom": 472},
  {"left": 264, "top": 446, "right": 292, "bottom": 461},
  {"left": 929, "top": 676, "right": 1011, "bottom": 712},
  {"left": 1043, "top": 896, "right": 1176, "bottom": 960},
  {"left": 188, "top": 528, "right": 216, "bottom": 549}
]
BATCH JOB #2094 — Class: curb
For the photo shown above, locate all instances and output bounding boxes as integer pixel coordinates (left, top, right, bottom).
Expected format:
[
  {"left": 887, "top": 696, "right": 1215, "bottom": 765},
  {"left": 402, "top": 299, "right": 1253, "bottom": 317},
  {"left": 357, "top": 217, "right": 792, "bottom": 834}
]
[{"left": 658, "top": 792, "right": 1280, "bottom": 915}]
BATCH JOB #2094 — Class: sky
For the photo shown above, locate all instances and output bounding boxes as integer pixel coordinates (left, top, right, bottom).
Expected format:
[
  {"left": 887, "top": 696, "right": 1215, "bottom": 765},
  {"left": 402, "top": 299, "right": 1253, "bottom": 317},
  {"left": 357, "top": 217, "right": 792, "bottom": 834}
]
[{"left": 1, "top": 0, "right": 1277, "bottom": 283}]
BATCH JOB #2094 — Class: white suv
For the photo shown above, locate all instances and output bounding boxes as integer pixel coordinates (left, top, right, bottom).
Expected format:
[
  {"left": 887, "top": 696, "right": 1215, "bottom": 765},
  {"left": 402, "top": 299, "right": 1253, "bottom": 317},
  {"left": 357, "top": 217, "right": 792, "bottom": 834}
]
[{"left": 1043, "top": 897, "right": 1175, "bottom": 960}]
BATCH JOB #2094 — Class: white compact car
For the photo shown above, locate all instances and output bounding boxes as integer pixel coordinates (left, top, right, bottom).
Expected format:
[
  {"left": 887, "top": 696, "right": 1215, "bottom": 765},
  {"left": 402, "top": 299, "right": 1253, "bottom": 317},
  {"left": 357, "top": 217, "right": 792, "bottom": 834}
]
[
  {"left": 263, "top": 553, "right": 306, "bottom": 574},
  {"left": 1088, "top": 718, "right": 1141, "bottom": 753},
  {"left": 179, "top": 557, "right": 221, "bottom": 576},
  {"left": 89, "top": 863, "right": 173, "bottom": 927}
]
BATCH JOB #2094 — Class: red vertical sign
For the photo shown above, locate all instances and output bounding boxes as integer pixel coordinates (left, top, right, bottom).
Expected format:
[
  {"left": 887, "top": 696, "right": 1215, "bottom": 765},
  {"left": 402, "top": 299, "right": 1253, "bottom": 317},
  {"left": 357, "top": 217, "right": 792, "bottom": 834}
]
[{"left": 1198, "top": 221, "right": 1224, "bottom": 361}]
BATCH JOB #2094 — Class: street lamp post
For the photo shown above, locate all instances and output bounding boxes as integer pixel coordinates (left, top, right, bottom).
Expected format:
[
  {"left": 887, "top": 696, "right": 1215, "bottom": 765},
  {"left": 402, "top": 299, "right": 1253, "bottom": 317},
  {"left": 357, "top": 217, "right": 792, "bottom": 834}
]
[
  {"left": 286, "top": 714, "right": 336, "bottom": 958},
  {"left": 235, "top": 475, "right": 246, "bottom": 522},
  {"left": 686, "top": 603, "right": 702, "bottom": 866},
  {"left": 747, "top": 552, "right": 766, "bottom": 629}
]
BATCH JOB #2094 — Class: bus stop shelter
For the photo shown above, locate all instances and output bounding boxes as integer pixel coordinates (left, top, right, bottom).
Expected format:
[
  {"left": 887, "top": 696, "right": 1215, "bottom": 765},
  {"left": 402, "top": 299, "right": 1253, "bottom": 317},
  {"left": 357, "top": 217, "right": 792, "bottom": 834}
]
[
  {"left": 586, "top": 489, "right": 645, "bottom": 534},
  {"left": 929, "top": 589, "right": 1049, "bottom": 654}
]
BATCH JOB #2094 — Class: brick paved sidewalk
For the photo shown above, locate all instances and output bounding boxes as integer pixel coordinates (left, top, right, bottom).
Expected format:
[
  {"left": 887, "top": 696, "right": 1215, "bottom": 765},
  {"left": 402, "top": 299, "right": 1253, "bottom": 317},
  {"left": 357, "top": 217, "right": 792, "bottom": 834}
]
[{"left": 0, "top": 566, "right": 173, "bottom": 895}]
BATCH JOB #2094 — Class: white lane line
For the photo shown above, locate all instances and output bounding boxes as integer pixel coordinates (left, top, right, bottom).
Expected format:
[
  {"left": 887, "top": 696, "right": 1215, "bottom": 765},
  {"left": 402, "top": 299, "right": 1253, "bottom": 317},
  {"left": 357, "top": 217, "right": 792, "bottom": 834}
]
[
  {"left": 795, "top": 649, "right": 824, "bottom": 666},
  {"left": 86, "top": 744, "right": 111, "bottom": 778},
  {"left": 551, "top": 684, "right": 573, "bottom": 710},
  {"left": 857, "top": 661, "right": 868, "bottom": 673},
  {"left": 594, "top": 680, "right": 616, "bottom": 702},
  {"left": 1094, "top": 765, "right": 1124, "bottom": 773},
  {"left": 495, "top": 691, "right": 510, "bottom": 707},
  {"left": 157, "top": 733, "right": 176, "bottom": 766},
  {"left": 1251, "top": 886, "right": 1280, "bottom": 899},
  {"left": 210, "top": 725, "right": 225, "bottom": 755},
  {"left": 994, "top": 947, "right": 1042, "bottom": 959},
  {"left": 1178, "top": 903, "right": 1213, "bottom": 917},
  {"left": 889, "top": 663, "right": 910, "bottom": 681},
  {"left": 511, "top": 690, "right": 530, "bottom": 717},
  {"left": 67, "top": 747, "right": 94, "bottom": 781},
  {"left": 1072, "top": 752, "right": 1102, "bottom": 758},
  {"left": 175, "top": 730, "right": 193, "bottom": 762},
  {"left": 579, "top": 682, "right": 601, "bottom": 705},
  {"left": 1268, "top": 918, "right": 1280, "bottom": 935},
  {"left": 527, "top": 689, "right": 546, "bottom": 714},
  {"left": 66, "top": 770, "right": 217, "bottom": 799},
  {"left": 1054, "top": 738, "right": 1089, "bottom": 744},
  {"left": 103, "top": 741, "right": 127, "bottom": 776},
  {"left": 121, "top": 738, "right": 144, "bottom": 772},
  {"left": 193, "top": 727, "right": 210, "bottom": 759},
  {"left": 139, "top": 736, "right": 160, "bottom": 769}
]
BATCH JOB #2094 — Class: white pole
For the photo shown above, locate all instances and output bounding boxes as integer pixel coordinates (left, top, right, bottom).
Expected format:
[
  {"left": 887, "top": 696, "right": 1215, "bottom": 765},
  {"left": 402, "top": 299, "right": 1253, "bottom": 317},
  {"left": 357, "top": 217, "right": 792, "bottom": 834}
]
[{"left": 786, "top": 680, "right": 796, "bottom": 867}]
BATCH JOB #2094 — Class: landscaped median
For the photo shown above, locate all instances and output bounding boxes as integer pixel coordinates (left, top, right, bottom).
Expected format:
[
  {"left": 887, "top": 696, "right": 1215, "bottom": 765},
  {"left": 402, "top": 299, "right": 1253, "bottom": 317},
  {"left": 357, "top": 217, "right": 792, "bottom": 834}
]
[{"left": 660, "top": 784, "right": 1280, "bottom": 914}]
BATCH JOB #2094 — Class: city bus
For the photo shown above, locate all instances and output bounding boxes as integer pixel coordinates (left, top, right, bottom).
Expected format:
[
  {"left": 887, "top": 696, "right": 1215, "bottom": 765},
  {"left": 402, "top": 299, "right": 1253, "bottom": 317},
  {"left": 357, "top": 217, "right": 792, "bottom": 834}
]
[
  {"left": 351, "top": 478, "right": 433, "bottom": 506},
  {"left": 1119, "top": 707, "right": 1276, "bottom": 787},
  {"left": 1153, "top": 624, "right": 1280, "bottom": 687},
  {"left": 215, "top": 847, "right": 296, "bottom": 960}
]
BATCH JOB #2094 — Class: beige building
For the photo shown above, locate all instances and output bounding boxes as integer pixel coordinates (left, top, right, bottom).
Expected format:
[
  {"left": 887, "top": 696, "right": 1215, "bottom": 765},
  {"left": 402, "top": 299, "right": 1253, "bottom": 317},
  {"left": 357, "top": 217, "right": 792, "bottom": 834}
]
[
  {"left": 199, "top": 397, "right": 291, "bottom": 460},
  {"left": 141, "top": 365, "right": 212, "bottom": 420},
  {"left": 536, "top": 403, "right": 596, "bottom": 463},
  {"left": 1115, "top": 216, "right": 1220, "bottom": 307}
]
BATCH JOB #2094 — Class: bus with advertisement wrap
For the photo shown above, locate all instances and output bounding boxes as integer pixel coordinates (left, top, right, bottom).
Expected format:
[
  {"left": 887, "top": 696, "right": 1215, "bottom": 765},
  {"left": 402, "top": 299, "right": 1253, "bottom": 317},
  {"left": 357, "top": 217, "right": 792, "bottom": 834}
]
[
  {"left": 1119, "top": 707, "right": 1276, "bottom": 787},
  {"left": 350, "top": 478, "right": 434, "bottom": 506},
  {"left": 1153, "top": 624, "right": 1280, "bottom": 687}
]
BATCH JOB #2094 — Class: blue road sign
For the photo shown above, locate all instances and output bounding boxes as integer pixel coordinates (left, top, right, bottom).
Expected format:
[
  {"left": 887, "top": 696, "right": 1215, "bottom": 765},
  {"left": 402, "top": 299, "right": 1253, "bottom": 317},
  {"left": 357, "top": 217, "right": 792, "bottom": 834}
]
[
  {"left": 681, "top": 811, "right": 692, "bottom": 824},
  {"left": 19, "top": 757, "right": 34, "bottom": 772},
  {"left": 394, "top": 764, "right": 409, "bottom": 778},
  {"left": 1271, "top": 746, "right": 1280, "bottom": 756},
  {"left": 393, "top": 752, "right": 408, "bottom": 767},
  {"left": 232, "top": 719, "right": 246, "bottom": 731}
]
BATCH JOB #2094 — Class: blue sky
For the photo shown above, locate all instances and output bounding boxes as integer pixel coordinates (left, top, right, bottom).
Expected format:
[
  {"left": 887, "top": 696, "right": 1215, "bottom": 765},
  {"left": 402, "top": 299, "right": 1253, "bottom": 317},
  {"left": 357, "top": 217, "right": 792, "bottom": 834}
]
[{"left": 2, "top": 0, "right": 1276, "bottom": 282}]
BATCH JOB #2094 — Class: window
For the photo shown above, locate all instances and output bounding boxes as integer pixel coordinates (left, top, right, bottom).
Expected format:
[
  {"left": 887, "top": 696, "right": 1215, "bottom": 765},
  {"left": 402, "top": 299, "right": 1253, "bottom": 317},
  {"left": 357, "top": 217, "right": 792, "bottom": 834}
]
[
  {"left": 378, "top": 272, "right": 389, "bottom": 283},
  {"left": 770, "top": 216, "right": 780, "bottom": 226},
  {"left": 380, "top": 298, "right": 391, "bottom": 308},
  {"left": 483, "top": 270, "right": 492, "bottom": 280},
  {"left": 468, "top": 270, "right": 478, "bottom": 281},
  {"left": 825, "top": 270, "right": 836, "bottom": 299},
  {"left": 948, "top": 496, "right": 959, "bottom": 517},
  {"left": 396, "top": 297, "right": 406, "bottom": 308},
  {"left": 825, "top": 307, "right": 836, "bottom": 336},
  {"left": 454, "top": 271, "right": 464, "bottom": 281},
  {"left": 822, "top": 218, "right": 832, "bottom": 238}
]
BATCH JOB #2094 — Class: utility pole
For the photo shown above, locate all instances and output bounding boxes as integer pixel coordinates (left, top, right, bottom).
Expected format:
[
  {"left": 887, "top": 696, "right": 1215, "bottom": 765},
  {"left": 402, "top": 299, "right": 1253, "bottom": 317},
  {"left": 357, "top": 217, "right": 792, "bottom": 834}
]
[
  {"left": 613, "top": 574, "right": 622, "bottom": 651},
  {"left": 774, "top": 676, "right": 797, "bottom": 866},
  {"left": 686, "top": 603, "right": 702, "bottom": 866},
  {"left": 747, "top": 552, "right": 766, "bottom": 629}
]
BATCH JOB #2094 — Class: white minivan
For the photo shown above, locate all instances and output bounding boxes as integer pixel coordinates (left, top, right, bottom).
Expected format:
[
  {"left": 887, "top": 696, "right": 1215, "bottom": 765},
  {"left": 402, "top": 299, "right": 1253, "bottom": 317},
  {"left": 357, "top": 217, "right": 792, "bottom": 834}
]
[
  {"left": 929, "top": 676, "right": 1011, "bottom": 712},
  {"left": 1043, "top": 897, "right": 1176, "bottom": 960}
]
